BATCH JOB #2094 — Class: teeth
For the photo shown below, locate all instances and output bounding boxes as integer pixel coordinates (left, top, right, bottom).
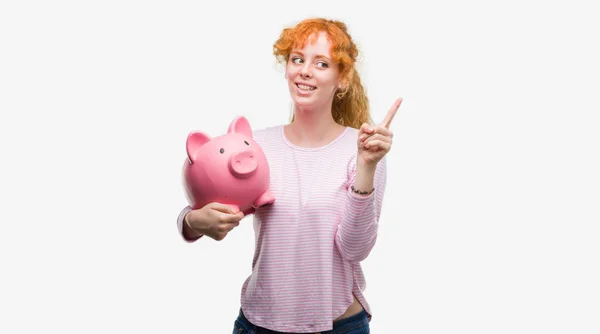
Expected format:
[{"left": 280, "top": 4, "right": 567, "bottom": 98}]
[{"left": 297, "top": 84, "right": 316, "bottom": 91}]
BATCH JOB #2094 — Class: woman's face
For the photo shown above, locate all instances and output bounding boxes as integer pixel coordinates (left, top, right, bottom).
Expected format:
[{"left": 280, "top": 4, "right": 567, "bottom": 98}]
[{"left": 285, "top": 31, "right": 341, "bottom": 110}]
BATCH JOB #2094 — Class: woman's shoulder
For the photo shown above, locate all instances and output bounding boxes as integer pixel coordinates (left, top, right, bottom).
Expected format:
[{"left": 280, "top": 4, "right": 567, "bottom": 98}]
[
  {"left": 252, "top": 124, "right": 283, "bottom": 135},
  {"left": 337, "top": 126, "right": 360, "bottom": 148},
  {"left": 252, "top": 123, "right": 283, "bottom": 135},
  {"left": 343, "top": 126, "right": 360, "bottom": 139},
  {"left": 251, "top": 124, "right": 284, "bottom": 146}
]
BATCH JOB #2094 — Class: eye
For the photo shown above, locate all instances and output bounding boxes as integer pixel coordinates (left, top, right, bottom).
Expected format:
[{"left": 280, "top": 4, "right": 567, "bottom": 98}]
[
  {"left": 244, "top": 140, "right": 249, "bottom": 145},
  {"left": 291, "top": 57, "right": 303, "bottom": 64},
  {"left": 219, "top": 148, "right": 224, "bottom": 154},
  {"left": 316, "top": 61, "right": 329, "bottom": 68}
]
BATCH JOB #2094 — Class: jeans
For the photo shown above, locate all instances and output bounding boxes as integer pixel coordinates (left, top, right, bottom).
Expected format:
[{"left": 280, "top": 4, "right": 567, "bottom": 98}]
[{"left": 232, "top": 308, "right": 370, "bottom": 334}]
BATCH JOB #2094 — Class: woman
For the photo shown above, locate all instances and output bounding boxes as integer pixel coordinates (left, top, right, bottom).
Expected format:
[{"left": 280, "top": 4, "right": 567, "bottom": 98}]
[{"left": 177, "top": 18, "right": 401, "bottom": 333}]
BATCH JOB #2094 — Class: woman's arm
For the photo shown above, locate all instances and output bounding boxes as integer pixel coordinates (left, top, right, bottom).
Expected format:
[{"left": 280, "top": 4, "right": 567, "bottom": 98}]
[
  {"left": 177, "top": 203, "right": 252, "bottom": 242},
  {"left": 178, "top": 206, "right": 203, "bottom": 242},
  {"left": 335, "top": 156, "right": 387, "bottom": 263}
]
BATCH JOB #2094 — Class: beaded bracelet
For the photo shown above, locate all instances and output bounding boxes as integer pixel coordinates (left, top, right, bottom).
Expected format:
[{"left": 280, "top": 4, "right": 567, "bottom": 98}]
[{"left": 351, "top": 185, "right": 375, "bottom": 195}]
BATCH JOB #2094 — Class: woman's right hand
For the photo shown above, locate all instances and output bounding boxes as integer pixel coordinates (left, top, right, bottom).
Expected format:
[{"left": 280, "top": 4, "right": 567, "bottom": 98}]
[{"left": 184, "top": 202, "right": 245, "bottom": 241}]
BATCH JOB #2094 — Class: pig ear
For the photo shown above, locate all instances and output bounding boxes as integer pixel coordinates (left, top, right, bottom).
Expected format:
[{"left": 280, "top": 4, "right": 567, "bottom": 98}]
[
  {"left": 227, "top": 116, "right": 253, "bottom": 138},
  {"left": 186, "top": 131, "right": 211, "bottom": 163}
]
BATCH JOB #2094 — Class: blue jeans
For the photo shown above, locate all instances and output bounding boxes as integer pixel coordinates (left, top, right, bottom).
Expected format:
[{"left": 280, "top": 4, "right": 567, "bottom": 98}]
[{"left": 232, "top": 308, "right": 370, "bottom": 334}]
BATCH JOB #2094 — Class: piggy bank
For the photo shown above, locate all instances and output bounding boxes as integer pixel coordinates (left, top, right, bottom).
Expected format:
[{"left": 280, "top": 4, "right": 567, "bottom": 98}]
[{"left": 182, "top": 115, "right": 275, "bottom": 213}]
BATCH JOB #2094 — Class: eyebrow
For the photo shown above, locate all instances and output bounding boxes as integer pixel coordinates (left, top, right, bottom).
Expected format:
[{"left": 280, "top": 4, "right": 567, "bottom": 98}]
[{"left": 290, "top": 50, "right": 332, "bottom": 62}]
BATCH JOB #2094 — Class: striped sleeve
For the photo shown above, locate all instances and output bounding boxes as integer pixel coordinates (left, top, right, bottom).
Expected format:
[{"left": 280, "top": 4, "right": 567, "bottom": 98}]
[
  {"left": 335, "top": 156, "right": 387, "bottom": 262},
  {"left": 177, "top": 205, "right": 203, "bottom": 242}
]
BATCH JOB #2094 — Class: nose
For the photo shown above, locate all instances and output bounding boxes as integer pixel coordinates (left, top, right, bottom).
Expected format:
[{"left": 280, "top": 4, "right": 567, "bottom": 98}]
[
  {"left": 300, "top": 63, "right": 312, "bottom": 79},
  {"left": 228, "top": 150, "right": 258, "bottom": 179}
]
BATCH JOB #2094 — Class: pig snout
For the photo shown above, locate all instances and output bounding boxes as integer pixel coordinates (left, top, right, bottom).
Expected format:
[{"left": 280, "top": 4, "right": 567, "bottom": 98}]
[{"left": 228, "top": 150, "right": 258, "bottom": 178}]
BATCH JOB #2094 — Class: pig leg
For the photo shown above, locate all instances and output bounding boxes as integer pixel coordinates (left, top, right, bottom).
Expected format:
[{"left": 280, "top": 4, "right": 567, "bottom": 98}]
[{"left": 253, "top": 190, "right": 275, "bottom": 208}]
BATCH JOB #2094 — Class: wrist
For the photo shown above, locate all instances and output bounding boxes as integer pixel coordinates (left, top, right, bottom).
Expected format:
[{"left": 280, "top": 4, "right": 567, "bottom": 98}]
[
  {"left": 356, "top": 158, "right": 377, "bottom": 172},
  {"left": 353, "top": 159, "right": 377, "bottom": 196},
  {"left": 350, "top": 185, "right": 375, "bottom": 195},
  {"left": 184, "top": 211, "right": 204, "bottom": 237}
]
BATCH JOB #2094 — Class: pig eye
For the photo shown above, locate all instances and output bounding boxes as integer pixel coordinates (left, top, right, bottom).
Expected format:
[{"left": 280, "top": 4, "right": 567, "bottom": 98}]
[
  {"left": 244, "top": 141, "right": 249, "bottom": 145},
  {"left": 219, "top": 148, "right": 224, "bottom": 154}
]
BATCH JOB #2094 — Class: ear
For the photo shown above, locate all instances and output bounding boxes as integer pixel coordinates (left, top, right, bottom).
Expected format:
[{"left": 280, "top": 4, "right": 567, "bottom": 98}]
[
  {"left": 227, "top": 116, "right": 253, "bottom": 138},
  {"left": 186, "top": 131, "right": 211, "bottom": 163}
]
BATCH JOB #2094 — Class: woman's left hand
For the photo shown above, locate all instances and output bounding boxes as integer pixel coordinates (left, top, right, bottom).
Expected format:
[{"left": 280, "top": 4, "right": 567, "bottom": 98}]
[{"left": 357, "top": 98, "right": 402, "bottom": 167}]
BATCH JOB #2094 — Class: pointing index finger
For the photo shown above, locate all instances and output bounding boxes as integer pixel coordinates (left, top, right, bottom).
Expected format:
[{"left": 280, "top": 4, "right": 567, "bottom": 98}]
[{"left": 380, "top": 98, "right": 403, "bottom": 129}]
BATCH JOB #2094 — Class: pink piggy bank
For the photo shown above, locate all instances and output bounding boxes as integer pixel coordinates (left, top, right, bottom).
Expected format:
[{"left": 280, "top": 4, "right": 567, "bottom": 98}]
[{"left": 182, "top": 116, "right": 275, "bottom": 213}]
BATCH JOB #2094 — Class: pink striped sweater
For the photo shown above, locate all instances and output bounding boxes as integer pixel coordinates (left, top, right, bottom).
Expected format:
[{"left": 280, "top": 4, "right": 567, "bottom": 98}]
[{"left": 177, "top": 124, "right": 387, "bottom": 332}]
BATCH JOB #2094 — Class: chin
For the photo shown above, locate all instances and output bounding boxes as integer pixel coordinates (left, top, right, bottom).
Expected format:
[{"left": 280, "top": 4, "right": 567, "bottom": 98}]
[{"left": 292, "top": 97, "right": 320, "bottom": 110}]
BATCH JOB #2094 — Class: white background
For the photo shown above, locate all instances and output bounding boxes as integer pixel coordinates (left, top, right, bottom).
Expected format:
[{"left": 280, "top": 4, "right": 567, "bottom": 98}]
[{"left": 1, "top": 0, "right": 599, "bottom": 333}]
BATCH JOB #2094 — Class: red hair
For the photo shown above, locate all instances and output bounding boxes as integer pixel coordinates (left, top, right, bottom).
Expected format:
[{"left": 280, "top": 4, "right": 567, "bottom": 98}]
[{"left": 273, "top": 18, "right": 373, "bottom": 129}]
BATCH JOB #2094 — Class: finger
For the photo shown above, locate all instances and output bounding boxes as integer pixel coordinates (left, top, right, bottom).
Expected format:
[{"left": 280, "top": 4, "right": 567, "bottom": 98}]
[
  {"left": 362, "top": 126, "right": 392, "bottom": 140},
  {"left": 209, "top": 202, "right": 240, "bottom": 214},
  {"left": 361, "top": 134, "right": 390, "bottom": 148},
  {"left": 360, "top": 130, "right": 393, "bottom": 148},
  {"left": 364, "top": 139, "right": 392, "bottom": 152},
  {"left": 363, "top": 133, "right": 392, "bottom": 145},
  {"left": 359, "top": 126, "right": 388, "bottom": 144},
  {"left": 364, "top": 140, "right": 391, "bottom": 153},
  {"left": 380, "top": 98, "right": 403, "bottom": 129},
  {"left": 219, "top": 211, "right": 244, "bottom": 224},
  {"left": 358, "top": 123, "right": 374, "bottom": 136},
  {"left": 224, "top": 220, "right": 240, "bottom": 232}
]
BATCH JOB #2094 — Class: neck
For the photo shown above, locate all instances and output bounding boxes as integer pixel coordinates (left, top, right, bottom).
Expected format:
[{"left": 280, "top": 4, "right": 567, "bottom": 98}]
[{"left": 287, "top": 103, "right": 344, "bottom": 147}]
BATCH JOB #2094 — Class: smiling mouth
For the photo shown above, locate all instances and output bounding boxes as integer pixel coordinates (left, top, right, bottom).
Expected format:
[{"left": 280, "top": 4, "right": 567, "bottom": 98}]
[{"left": 296, "top": 83, "right": 316, "bottom": 91}]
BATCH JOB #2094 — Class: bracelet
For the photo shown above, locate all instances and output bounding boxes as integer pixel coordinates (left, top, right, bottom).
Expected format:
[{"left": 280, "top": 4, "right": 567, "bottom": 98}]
[{"left": 351, "top": 185, "right": 375, "bottom": 195}]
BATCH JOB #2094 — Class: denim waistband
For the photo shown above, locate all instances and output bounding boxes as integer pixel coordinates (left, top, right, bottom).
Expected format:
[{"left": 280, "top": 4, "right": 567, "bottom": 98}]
[{"left": 237, "top": 308, "right": 369, "bottom": 333}]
